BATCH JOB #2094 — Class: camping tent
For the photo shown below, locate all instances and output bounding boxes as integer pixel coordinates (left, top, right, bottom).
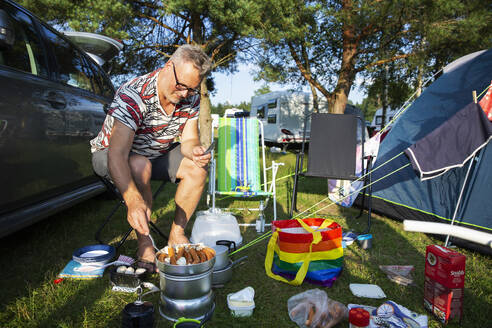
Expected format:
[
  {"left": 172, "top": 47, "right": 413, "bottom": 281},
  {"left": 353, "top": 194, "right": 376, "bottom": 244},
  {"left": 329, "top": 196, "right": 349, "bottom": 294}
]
[{"left": 359, "top": 48, "right": 492, "bottom": 254}]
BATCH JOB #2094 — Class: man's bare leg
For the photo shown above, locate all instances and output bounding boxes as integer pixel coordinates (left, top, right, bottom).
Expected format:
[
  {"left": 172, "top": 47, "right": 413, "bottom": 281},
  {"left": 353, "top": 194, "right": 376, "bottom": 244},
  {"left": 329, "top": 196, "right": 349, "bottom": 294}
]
[
  {"left": 168, "top": 157, "right": 207, "bottom": 246},
  {"left": 128, "top": 154, "right": 155, "bottom": 262}
]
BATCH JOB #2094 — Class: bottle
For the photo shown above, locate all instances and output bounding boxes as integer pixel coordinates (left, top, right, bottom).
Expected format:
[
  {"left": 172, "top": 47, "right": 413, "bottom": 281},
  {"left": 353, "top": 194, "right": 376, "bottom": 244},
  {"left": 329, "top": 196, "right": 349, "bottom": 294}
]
[{"left": 349, "top": 307, "right": 370, "bottom": 328}]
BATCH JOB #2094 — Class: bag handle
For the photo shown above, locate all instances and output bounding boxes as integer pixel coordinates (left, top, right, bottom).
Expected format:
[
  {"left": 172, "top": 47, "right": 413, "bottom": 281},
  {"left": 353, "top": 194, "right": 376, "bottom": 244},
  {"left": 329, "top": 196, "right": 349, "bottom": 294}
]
[{"left": 264, "top": 218, "right": 334, "bottom": 286}]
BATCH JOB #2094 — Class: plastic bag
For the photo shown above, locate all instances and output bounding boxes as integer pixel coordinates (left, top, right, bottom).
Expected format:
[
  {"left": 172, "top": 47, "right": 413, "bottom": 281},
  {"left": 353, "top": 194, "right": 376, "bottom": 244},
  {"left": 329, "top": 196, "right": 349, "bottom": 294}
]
[
  {"left": 287, "top": 289, "right": 348, "bottom": 328},
  {"left": 379, "top": 265, "right": 414, "bottom": 286}
]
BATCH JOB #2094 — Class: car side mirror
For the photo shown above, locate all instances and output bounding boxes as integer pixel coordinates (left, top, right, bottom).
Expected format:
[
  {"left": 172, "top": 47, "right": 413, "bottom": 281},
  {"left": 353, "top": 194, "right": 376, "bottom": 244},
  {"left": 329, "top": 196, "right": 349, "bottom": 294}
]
[{"left": 0, "top": 10, "right": 15, "bottom": 50}]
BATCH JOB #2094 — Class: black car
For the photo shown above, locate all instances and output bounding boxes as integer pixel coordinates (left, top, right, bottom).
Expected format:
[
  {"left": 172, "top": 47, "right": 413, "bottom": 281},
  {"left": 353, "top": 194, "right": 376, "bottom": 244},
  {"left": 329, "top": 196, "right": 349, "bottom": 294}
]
[{"left": 0, "top": 0, "right": 123, "bottom": 238}]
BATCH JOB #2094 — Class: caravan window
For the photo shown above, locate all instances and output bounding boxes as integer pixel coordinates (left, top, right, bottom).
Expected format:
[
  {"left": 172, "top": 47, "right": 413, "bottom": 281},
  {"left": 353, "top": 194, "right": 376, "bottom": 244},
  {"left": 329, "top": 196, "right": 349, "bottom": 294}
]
[
  {"left": 267, "top": 99, "right": 277, "bottom": 109},
  {"left": 257, "top": 105, "right": 267, "bottom": 119},
  {"left": 375, "top": 116, "right": 383, "bottom": 125},
  {"left": 267, "top": 113, "right": 276, "bottom": 124}
]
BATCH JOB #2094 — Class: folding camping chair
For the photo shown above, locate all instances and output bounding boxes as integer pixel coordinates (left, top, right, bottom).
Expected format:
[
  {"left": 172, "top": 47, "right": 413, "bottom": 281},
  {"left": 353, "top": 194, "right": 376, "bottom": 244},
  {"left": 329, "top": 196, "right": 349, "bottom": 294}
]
[
  {"left": 94, "top": 174, "right": 168, "bottom": 249},
  {"left": 290, "top": 113, "right": 373, "bottom": 233},
  {"left": 208, "top": 117, "right": 283, "bottom": 232}
]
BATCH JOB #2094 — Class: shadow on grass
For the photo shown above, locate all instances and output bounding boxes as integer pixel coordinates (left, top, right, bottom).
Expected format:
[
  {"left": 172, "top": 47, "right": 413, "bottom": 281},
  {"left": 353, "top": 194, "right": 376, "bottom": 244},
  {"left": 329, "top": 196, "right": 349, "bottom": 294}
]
[{"left": 0, "top": 195, "right": 130, "bottom": 326}]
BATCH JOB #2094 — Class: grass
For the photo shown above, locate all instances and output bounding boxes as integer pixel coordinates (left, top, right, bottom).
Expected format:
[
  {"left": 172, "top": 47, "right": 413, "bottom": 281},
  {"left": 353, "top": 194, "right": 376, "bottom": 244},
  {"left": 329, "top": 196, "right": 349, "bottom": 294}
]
[{"left": 0, "top": 149, "right": 491, "bottom": 327}]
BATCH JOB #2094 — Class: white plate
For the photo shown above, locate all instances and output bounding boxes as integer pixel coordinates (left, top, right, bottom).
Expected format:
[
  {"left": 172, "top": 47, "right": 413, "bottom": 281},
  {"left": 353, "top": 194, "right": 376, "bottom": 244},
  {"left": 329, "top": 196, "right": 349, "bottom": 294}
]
[
  {"left": 349, "top": 283, "right": 386, "bottom": 298},
  {"left": 79, "top": 250, "right": 109, "bottom": 258}
]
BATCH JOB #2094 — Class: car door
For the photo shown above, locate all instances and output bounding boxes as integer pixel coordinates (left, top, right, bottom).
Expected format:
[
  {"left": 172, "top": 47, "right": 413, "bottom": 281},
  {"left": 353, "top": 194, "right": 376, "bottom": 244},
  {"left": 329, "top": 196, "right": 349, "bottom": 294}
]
[
  {"left": 36, "top": 23, "right": 115, "bottom": 189},
  {"left": 0, "top": 1, "right": 70, "bottom": 213}
]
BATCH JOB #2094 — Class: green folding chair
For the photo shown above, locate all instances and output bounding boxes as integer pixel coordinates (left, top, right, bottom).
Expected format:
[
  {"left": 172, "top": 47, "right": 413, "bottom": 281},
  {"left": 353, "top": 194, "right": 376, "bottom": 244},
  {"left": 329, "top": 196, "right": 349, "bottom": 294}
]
[{"left": 208, "top": 117, "right": 283, "bottom": 232}]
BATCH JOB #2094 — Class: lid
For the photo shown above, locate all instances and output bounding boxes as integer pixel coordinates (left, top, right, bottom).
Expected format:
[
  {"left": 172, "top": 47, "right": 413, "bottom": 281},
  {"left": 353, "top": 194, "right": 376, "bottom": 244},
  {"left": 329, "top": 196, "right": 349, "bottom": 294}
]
[
  {"left": 349, "top": 308, "right": 370, "bottom": 326},
  {"left": 349, "top": 283, "right": 386, "bottom": 298},
  {"left": 212, "top": 245, "right": 229, "bottom": 256},
  {"left": 357, "top": 234, "right": 372, "bottom": 241},
  {"left": 227, "top": 296, "right": 255, "bottom": 311}
]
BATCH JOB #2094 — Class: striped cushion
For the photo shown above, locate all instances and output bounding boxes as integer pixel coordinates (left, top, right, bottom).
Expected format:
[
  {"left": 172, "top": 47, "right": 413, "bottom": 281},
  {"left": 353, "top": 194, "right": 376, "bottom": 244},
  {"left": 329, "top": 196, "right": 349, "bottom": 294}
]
[{"left": 217, "top": 118, "right": 270, "bottom": 196}]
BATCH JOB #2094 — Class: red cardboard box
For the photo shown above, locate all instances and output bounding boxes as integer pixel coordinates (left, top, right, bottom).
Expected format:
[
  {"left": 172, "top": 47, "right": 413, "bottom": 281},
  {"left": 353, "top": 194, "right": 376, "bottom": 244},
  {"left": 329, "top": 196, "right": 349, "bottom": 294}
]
[{"left": 424, "top": 245, "right": 466, "bottom": 324}]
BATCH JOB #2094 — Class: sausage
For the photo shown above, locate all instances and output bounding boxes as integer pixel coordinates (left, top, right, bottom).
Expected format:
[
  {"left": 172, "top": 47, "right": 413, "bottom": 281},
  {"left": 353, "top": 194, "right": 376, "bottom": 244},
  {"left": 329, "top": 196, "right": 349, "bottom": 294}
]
[
  {"left": 189, "top": 247, "right": 200, "bottom": 264},
  {"left": 305, "top": 305, "right": 315, "bottom": 326},
  {"left": 177, "top": 247, "right": 185, "bottom": 259},
  {"left": 289, "top": 302, "right": 306, "bottom": 317},
  {"left": 197, "top": 249, "right": 208, "bottom": 263},
  {"left": 183, "top": 249, "right": 192, "bottom": 264},
  {"left": 170, "top": 255, "right": 177, "bottom": 265},
  {"left": 202, "top": 247, "right": 215, "bottom": 261}
]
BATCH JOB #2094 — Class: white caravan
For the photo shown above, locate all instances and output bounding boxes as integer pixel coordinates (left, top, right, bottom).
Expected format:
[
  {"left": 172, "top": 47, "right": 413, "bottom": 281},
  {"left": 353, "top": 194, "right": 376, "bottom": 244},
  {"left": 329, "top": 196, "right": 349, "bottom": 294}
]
[
  {"left": 369, "top": 107, "right": 398, "bottom": 132},
  {"left": 223, "top": 108, "right": 249, "bottom": 118},
  {"left": 250, "top": 91, "right": 329, "bottom": 144}
]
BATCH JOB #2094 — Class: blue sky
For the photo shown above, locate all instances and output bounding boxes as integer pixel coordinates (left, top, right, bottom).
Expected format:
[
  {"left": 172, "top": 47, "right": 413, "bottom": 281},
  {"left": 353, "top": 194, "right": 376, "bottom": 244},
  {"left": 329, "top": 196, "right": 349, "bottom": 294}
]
[{"left": 209, "top": 63, "right": 366, "bottom": 106}]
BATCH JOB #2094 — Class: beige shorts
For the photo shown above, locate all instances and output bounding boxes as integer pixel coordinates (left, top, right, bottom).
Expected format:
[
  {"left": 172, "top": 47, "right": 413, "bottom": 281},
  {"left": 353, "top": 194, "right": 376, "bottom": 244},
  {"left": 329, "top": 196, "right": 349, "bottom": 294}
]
[{"left": 92, "top": 143, "right": 184, "bottom": 183}]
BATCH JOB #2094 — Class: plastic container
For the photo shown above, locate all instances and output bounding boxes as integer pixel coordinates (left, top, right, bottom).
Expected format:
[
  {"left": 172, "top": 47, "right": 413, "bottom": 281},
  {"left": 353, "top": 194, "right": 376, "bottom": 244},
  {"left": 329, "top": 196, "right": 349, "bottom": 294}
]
[
  {"left": 227, "top": 294, "right": 255, "bottom": 317},
  {"left": 349, "top": 307, "right": 370, "bottom": 328},
  {"left": 110, "top": 265, "right": 147, "bottom": 288},
  {"left": 190, "top": 209, "right": 242, "bottom": 247}
]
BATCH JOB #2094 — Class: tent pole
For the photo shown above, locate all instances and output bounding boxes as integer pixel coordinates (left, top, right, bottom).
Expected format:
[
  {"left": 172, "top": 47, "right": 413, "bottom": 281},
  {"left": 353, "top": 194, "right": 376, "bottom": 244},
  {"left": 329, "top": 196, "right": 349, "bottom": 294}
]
[{"left": 444, "top": 154, "right": 476, "bottom": 247}]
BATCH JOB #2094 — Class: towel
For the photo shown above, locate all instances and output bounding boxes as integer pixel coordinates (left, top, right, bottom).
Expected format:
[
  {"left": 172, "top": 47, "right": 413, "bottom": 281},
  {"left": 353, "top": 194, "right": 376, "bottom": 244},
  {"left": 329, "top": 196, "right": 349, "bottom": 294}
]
[{"left": 59, "top": 260, "right": 105, "bottom": 279}]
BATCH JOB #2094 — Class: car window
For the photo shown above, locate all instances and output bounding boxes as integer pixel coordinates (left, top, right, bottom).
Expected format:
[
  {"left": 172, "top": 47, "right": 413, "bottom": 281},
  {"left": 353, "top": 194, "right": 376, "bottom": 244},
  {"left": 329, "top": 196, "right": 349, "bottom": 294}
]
[
  {"left": 86, "top": 57, "right": 114, "bottom": 98},
  {"left": 39, "top": 24, "right": 93, "bottom": 92},
  {"left": 0, "top": 3, "right": 48, "bottom": 78}
]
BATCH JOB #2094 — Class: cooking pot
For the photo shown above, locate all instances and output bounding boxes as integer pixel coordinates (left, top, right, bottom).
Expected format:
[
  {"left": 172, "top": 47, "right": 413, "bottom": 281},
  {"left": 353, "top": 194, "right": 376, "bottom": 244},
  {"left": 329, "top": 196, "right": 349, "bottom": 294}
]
[
  {"left": 159, "top": 269, "right": 212, "bottom": 300},
  {"left": 155, "top": 249, "right": 216, "bottom": 276},
  {"left": 212, "top": 256, "right": 248, "bottom": 286},
  {"left": 212, "top": 240, "right": 236, "bottom": 270},
  {"left": 159, "top": 291, "right": 215, "bottom": 321}
]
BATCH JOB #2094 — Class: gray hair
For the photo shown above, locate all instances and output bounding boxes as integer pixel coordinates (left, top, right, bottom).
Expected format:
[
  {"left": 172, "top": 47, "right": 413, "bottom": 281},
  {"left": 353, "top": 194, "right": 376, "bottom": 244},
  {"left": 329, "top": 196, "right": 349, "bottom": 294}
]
[{"left": 170, "top": 44, "right": 212, "bottom": 78}]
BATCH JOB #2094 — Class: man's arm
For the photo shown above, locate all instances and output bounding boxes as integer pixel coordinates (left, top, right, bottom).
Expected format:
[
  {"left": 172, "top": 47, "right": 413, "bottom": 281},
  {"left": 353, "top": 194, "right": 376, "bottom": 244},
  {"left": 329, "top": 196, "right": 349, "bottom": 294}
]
[{"left": 108, "top": 120, "right": 151, "bottom": 235}]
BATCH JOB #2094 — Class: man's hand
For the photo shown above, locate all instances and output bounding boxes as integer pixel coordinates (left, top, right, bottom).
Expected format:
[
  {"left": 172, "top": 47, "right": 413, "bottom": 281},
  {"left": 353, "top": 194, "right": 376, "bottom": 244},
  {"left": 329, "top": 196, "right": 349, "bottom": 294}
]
[
  {"left": 191, "top": 145, "right": 212, "bottom": 168},
  {"left": 126, "top": 200, "right": 151, "bottom": 235},
  {"left": 168, "top": 222, "right": 190, "bottom": 246}
]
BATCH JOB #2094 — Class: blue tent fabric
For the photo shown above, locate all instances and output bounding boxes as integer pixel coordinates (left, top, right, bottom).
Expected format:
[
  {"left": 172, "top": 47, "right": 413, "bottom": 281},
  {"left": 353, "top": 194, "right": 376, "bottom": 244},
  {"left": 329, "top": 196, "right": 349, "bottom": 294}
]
[
  {"left": 404, "top": 102, "right": 492, "bottom": 181},
  {"left": 365, "top": 48, "right": 492, "bottom": 252}
]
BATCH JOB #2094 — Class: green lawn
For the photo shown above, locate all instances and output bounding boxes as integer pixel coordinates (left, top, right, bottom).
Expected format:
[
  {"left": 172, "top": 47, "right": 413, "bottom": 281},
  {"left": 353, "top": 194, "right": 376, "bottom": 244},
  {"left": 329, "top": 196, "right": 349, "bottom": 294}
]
[{"left": 0, "top": 149, "right": 490, "bottom": 327}]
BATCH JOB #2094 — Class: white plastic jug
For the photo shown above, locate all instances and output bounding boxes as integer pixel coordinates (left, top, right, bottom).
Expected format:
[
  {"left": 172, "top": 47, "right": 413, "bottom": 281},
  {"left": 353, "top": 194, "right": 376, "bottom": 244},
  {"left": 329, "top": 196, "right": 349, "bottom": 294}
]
[{"left": 190, "top": 209, "right": 242, "bottom": 247}]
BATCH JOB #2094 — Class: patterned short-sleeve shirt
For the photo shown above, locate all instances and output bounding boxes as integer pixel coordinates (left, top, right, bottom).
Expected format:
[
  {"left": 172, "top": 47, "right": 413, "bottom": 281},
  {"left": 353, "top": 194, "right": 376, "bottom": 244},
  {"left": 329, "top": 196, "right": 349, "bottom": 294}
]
[{"left": 90, "top": 68, "right": 200, "bottom": 159}]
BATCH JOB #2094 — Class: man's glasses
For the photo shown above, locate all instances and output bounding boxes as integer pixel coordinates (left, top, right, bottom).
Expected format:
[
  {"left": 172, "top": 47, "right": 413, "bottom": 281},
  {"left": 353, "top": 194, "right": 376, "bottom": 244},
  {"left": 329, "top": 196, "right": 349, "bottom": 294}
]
[{"left": 172, "top": 62, "right": 200, "bottom": 96}]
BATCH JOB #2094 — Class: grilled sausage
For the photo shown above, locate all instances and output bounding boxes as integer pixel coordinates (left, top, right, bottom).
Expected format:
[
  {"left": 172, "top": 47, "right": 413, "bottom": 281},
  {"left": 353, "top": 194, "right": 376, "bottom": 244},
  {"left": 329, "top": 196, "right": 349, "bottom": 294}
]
[{"left": 189, "top": 247, "right": 200, "bottom": 264}]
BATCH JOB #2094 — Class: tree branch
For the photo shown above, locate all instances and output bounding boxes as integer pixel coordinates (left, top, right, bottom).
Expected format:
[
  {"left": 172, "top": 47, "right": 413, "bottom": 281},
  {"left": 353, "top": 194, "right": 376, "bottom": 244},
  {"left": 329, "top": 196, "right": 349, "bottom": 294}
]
[
  {"left": 287, "top": 42, "right": 332, "bottom": 100},
  {"left": 362, "top": 53, "right": 412, "bottom": 70},
  {"left": 138, "top": 13, "right": 187, "bottom": 42},
  {"left": 132, "top": 0, "right": 189, "bottom": 22}
]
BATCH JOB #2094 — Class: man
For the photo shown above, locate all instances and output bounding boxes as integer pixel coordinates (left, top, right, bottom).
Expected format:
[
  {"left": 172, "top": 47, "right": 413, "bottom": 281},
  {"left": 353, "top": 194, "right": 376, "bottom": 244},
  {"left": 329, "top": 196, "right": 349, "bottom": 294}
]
[{"left": 90, "top": 45, "right": 212, "bottom": 271}]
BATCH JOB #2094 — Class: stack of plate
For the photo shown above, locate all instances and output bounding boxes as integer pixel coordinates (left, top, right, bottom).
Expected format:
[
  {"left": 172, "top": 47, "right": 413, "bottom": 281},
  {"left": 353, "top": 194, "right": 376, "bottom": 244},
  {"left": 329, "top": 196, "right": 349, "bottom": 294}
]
[{"left": 72, "top": 244, "right": 115, "bottom": 266}]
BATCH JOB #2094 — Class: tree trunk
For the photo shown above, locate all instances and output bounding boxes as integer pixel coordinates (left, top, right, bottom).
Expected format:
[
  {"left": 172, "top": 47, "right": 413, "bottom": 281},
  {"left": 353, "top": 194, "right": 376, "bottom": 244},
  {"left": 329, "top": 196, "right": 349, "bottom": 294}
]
[
  {"left": 415, "top": 64, "right": 423, "bottom": 98},
  {"left": 331, "top": 0, "right": 357, "bottom": 114},
  {"left": 189, "top": 13, "right": 212, "bottom": 146},
  {"left": 381, "top": 65, "right": 388, "bottom": 129},
  {"left": 199, "top": 79, "right": 212, "bottom": 146},
  {"left": 309, "top": 82, "right": 319, "bottom": 113}
]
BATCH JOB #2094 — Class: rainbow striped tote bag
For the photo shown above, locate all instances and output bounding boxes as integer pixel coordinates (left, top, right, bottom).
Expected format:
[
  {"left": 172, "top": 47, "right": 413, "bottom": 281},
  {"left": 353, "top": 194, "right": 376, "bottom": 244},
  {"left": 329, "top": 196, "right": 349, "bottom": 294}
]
[{"left": 265, "top": 218, "right": 343, "bottom": 286}]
